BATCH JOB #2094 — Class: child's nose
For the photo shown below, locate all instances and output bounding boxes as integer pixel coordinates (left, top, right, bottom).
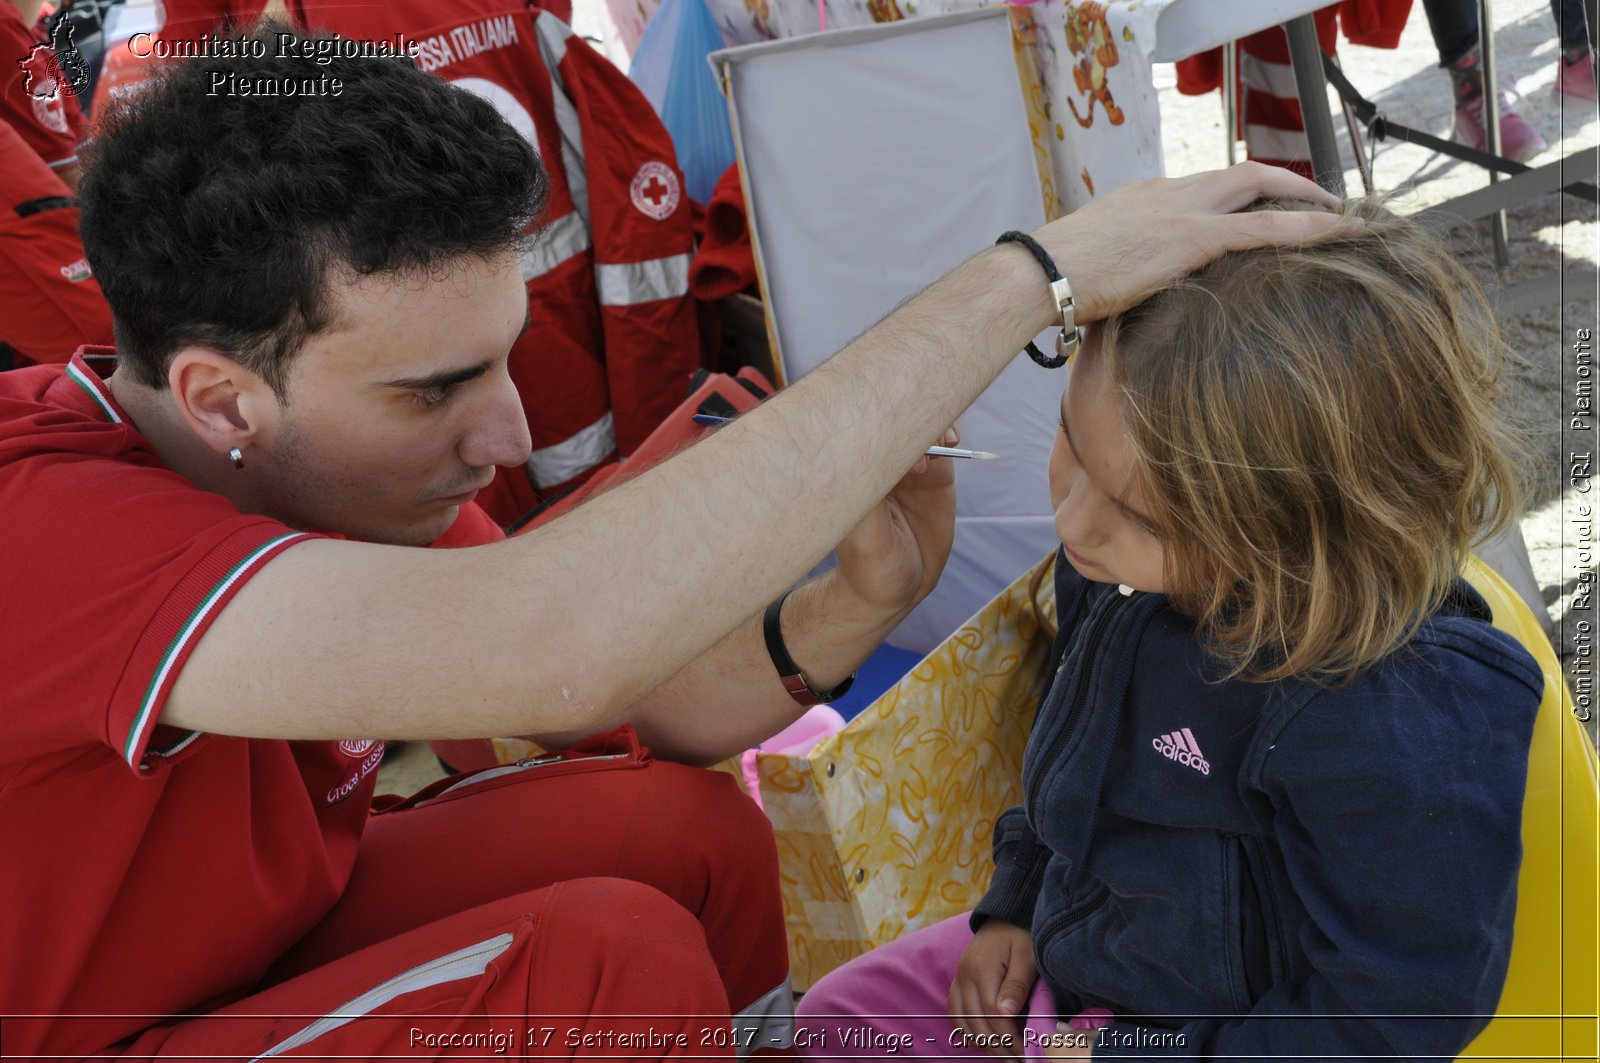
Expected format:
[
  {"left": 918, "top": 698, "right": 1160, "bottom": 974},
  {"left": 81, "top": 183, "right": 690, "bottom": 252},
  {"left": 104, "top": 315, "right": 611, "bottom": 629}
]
[{"left": 1053, "top": 490, "right": 1102, "bottom": 547}]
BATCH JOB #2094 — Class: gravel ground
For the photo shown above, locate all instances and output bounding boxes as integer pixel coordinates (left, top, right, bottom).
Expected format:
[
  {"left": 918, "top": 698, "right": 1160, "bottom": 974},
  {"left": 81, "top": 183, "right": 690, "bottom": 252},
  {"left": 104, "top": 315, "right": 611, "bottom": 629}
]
[{"left": 1151, "top": 0, "right": 1598, "bottom": 740}]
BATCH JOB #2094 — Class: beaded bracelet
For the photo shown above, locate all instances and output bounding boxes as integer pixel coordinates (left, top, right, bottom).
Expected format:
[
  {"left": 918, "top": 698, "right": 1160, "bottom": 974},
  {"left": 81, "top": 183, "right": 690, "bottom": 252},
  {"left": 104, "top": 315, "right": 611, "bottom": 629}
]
[{"left": 995, "top": 230, "right": 1079, "bottom": 369}]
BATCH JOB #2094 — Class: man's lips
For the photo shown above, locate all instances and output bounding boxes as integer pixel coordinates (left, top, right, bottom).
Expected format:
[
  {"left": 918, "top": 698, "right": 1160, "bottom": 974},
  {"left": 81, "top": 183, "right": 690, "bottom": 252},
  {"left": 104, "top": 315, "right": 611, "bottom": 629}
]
[{"left": 432, "top": 475, "right": 495, "bottom": 505}]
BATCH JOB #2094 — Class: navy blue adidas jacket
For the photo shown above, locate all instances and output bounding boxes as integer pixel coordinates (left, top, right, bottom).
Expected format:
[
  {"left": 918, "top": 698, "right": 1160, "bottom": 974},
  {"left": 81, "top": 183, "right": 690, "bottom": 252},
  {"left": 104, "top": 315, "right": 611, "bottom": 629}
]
[{"left": 975, "top": 555, "right": 1543, "bottom": 1061}]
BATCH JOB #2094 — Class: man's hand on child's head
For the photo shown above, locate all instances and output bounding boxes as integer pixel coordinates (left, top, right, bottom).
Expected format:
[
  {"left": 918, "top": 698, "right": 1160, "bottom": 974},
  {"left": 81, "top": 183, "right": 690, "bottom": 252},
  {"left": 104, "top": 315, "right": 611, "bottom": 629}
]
[{"left": 1031, "top": 161, "right": 1345, "bottom": 325}]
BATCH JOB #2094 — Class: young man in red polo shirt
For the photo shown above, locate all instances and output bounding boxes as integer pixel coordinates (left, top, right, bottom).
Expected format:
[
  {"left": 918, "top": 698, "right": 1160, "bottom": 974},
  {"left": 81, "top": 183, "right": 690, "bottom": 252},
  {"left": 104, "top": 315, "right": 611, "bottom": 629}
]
[{"left": 0, "top": 22, "right": 1342, "bottom": 1061}]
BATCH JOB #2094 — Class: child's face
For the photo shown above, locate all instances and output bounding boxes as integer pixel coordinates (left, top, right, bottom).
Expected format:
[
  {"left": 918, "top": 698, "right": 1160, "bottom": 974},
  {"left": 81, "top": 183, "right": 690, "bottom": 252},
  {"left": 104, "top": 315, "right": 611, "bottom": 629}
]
[{"left": 1047, "top": 329, "right": 1167, "bottom": 592}]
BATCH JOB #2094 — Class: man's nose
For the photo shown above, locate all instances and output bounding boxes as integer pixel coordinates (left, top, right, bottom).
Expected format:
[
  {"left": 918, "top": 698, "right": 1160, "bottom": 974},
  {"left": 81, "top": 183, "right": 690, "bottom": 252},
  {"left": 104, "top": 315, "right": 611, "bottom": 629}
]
[{"left": 461, "top": 374, "right": 533, "bottom": 469}]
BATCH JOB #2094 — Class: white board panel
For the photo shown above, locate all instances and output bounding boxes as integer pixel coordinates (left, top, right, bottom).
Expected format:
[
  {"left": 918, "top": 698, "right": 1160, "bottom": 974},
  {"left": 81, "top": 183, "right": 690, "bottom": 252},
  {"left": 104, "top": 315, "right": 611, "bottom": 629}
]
[{"left": 717, "top": 10, "right": 1065, "bottom": 652}]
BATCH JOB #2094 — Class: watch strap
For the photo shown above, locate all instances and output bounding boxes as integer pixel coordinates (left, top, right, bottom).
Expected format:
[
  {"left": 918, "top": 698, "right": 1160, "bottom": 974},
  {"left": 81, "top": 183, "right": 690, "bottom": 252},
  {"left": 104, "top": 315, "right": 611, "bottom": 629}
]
[{"left": 763, "top": 590, "right": 856, "bottom": 706}]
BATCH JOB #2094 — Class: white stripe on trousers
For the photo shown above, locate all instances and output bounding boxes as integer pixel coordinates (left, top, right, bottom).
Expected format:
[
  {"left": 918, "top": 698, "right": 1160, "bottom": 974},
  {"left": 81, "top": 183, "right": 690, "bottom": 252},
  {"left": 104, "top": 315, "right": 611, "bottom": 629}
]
[
  {"left": 734, "top": 976, "right": 797, "bottom": 1056},
  {"left": 249, "top": 934, "right": 515, "bottom": 1059}
]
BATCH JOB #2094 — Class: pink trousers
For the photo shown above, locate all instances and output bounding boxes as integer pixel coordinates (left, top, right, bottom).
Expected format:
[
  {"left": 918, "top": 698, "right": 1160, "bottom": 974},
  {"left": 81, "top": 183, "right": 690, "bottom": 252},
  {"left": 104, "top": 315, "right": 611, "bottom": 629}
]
[{"left": 794, "top": 914, "right": 1065, "bottom": 1061}]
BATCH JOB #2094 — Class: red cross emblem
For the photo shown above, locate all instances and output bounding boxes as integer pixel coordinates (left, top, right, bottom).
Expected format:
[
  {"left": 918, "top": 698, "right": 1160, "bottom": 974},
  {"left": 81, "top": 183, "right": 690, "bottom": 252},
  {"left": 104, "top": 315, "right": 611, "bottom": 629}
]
[
  {"left": 630, "top": 161, "right": 680, "bottom": 221},
  {"left": 640, "top": 174, "right": 671, "bottom": 206}
]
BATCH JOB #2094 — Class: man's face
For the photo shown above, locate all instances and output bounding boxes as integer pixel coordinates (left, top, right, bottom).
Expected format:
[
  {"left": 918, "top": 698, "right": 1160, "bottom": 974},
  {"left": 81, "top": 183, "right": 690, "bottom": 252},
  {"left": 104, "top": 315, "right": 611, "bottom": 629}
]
[{"left": 247, "top": 252, "right": 532, "bottom": 546}]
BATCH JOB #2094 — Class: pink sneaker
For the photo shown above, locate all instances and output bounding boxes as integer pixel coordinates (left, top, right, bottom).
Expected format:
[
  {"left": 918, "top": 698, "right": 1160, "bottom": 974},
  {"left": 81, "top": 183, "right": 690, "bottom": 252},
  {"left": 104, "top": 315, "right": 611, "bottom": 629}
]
[
  {"left": 1555, "top": 50, "right": 1597, "bottom": 102},
  {"left": 1455, "top": 90, "right": 1548, "bottom": 162}
]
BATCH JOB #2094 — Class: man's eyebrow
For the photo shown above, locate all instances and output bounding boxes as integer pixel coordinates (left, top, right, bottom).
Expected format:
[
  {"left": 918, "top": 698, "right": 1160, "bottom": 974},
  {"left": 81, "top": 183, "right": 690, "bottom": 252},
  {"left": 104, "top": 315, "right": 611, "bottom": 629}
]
[
  {"left": 378, "top": 361, "right": 492, "bottom": 392},
  {"left": 1059, "top": 392, "right": 1159, "bottom": 529}
]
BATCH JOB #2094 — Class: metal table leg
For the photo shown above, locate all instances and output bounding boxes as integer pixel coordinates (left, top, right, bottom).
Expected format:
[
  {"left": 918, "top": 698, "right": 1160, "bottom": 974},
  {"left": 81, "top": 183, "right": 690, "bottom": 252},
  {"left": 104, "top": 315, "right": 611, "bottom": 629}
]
[
  {"left": 1223, "top": 39, "right": 1238, "bottom": 167},
  {"left": 1477, "top": 0, "right": 1511, "bottom": 268},
  {"left": 1283, "top": 14, "right": 1344, "bottom": 196}
]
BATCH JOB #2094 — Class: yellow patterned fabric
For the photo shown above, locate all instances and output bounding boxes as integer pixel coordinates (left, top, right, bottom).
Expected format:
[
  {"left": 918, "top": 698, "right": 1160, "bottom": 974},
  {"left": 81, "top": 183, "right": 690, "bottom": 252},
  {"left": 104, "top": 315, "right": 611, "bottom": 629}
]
[{"left": 731, "top": 554, "right": 1056, "bottom": 990}]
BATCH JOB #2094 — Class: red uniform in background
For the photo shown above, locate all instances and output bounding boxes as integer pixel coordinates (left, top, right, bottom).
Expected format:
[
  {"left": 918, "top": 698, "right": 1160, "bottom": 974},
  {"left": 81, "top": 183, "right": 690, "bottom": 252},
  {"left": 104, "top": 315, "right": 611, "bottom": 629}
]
[
  {"left": 0, "top": 122, "right": 112, "bottom": 367},
  {"left": 1, "top": 1, "right": 85, "bottom": 171}
]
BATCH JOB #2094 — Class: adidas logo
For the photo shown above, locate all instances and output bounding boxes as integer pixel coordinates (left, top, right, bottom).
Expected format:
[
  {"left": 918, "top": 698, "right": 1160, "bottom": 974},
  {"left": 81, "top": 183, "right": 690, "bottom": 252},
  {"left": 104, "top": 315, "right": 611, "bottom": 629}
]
[{"left": 1152, "top": 727, "right": 1211, "bottom": 775}]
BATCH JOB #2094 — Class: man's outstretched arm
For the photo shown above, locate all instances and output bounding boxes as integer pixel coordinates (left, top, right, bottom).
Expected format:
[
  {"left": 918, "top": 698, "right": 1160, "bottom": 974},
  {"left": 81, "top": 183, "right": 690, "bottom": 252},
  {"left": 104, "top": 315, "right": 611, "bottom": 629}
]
[{"left": 166, "top": 165, "right": 1345, "bottom": 744}]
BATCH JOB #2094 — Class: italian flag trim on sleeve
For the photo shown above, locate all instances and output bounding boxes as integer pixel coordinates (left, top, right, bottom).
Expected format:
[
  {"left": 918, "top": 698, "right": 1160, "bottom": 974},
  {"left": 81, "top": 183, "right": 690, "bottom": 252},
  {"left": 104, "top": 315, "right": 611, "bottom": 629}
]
[{"left": 122, "top": 531, "right": 312, "bottom": 769}]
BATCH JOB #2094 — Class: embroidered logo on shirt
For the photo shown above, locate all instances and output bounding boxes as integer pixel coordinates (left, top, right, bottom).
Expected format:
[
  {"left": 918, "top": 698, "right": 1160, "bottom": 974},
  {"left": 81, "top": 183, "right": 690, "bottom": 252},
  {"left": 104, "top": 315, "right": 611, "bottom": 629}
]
[
  {"left": 630, "top": 161, "right": 680, "bottom": 220},
  {"left": 58, "top": 257, "right": 91, "bottom": 282},
  {"left": 1152, "top": 727, "right": 1210, "bottom": 775},
  {"left": 328, "top": 739, "right": 386, "bottom": 806}
]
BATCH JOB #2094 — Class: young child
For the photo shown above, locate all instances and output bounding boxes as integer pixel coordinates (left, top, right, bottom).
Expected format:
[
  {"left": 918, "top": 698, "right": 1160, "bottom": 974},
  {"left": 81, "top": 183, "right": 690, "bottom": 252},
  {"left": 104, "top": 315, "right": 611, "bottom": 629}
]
[{"left": 794, "top": 200, "right": 1544, "bottom": 1061}]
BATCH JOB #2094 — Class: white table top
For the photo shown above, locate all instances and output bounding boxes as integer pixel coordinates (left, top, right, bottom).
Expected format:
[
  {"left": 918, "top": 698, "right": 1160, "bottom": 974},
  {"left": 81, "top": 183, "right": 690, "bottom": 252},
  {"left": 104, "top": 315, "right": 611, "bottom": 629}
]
[{"left": 1148, "top": 0, "right": 1338, "bottom": 61}]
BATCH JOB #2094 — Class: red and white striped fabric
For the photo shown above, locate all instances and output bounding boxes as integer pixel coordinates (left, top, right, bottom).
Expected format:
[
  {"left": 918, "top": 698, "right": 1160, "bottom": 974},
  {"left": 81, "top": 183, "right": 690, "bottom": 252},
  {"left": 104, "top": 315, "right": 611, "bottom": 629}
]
[
  {"left": 1175, "top": 2, "right": 1412, "bottom": 179},
  {"left": 1239, "top": 26, "right": 1328, "bottom": 180}
]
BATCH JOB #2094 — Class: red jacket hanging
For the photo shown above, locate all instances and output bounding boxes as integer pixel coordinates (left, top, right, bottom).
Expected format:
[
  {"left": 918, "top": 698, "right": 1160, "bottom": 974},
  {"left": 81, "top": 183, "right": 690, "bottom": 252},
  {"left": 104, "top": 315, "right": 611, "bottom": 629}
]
[{"left": 280, "top": 2, "right": 704, "bottom": 525}]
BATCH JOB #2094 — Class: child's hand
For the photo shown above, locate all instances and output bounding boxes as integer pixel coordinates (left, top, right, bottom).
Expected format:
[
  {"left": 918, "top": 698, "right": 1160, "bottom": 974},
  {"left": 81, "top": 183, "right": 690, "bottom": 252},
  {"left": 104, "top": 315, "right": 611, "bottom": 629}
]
[{"left": 948, "top": 919, "right": 1039, "bottom": 1058}]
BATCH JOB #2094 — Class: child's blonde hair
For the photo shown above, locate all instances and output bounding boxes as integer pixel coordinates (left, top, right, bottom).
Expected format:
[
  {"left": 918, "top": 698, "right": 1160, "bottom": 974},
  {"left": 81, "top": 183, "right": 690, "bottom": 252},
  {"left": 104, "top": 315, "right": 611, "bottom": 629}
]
[{"left": 1101, "top": 198, "right": 1523, "bottom": 683}]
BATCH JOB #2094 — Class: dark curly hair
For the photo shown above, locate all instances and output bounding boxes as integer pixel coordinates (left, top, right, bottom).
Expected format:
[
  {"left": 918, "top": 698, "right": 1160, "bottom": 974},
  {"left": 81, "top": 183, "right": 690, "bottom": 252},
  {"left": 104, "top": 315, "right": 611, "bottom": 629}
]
[{"left": 78, "top": 20, "right": 547, "bottom": 397}]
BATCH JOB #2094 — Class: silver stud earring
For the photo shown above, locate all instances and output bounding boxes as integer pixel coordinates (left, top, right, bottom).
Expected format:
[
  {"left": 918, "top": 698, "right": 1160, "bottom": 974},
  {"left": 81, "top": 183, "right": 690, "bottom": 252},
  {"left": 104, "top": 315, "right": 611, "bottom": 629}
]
[{"left": 228, "top": 447, "right": 245, "bottom": 470}]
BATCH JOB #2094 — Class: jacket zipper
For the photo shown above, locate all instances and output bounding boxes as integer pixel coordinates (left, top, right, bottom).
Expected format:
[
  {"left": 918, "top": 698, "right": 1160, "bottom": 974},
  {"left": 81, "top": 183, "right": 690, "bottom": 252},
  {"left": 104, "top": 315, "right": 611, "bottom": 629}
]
[
  {"left": 1034, "top": 879, "right": 1111, "bottom": 948},
  {"left": 1239, "top": 834, "right": 1288, "bottom": 987},
  {"left": 1026, "top": 588, "right": 1132, "bottom": 816}
]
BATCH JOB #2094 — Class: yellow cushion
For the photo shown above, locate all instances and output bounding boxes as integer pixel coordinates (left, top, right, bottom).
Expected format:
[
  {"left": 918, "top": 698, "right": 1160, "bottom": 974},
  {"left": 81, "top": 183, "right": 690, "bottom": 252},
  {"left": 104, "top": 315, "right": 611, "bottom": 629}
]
[{"left": 1457, "top": 556, "right": 1598, "bottom": 1061}]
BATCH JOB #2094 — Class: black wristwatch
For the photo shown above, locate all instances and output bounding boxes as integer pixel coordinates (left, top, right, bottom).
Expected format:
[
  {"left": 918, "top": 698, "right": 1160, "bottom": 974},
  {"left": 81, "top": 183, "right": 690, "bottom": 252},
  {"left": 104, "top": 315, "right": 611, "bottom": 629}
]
[{"left": 763, "top": 590, "right": 856, "bottom": 706}]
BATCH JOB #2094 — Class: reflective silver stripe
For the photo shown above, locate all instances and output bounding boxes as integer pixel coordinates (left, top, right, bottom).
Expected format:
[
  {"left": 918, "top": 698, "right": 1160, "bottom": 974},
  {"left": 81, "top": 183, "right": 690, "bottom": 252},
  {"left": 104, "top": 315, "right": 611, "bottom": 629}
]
[
  {"left": 525, "top": 411, "right": 615, "bottom": 487},
  {"left": 534, "top": 14, "right": 590, "bottom": 227},
  {"left": 521, "top": 209, "right": 591, "bottom": 282},
  {"left": 550, "top": 88, "right": 589, "bottom": 225},
  {"left": 533, "top": 8, "right": 569, "bottom": 70},
  {"left": 596, "top": 253, "right": 691, "bottom": 306},
  {"left": 250, "top": 933, "right": 515, "bottom": 1059},
  {"left": 734, "top": 977, "right": 796, "bottom": 1057}
]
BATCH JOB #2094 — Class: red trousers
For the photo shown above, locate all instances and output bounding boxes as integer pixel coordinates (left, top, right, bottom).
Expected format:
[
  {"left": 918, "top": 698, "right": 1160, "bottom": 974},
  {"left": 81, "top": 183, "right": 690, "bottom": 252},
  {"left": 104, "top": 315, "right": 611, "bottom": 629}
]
[{"left": 119, "top": 738, "right": 792, "bottom": 1059}]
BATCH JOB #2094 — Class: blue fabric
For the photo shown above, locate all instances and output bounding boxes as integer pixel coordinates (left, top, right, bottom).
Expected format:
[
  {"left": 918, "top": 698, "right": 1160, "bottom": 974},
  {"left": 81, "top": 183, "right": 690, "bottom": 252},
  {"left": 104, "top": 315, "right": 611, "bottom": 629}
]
[
  {"left": 976, "top": 553, "right": 1543, "bottom": 1061},
  {"left": 628, "top": 0, "right": 736, "bottom": 205},
  {"left": 828, "top": 642, "right": 922, "bottom": 722}
]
